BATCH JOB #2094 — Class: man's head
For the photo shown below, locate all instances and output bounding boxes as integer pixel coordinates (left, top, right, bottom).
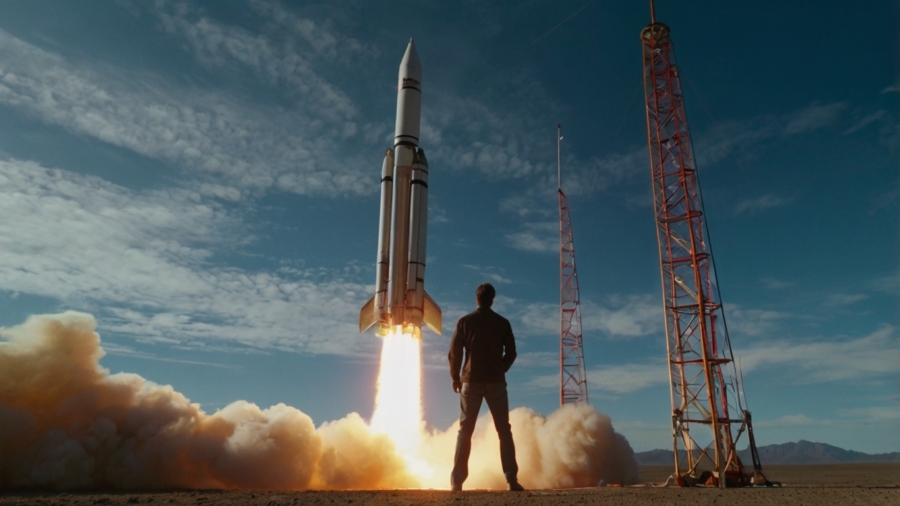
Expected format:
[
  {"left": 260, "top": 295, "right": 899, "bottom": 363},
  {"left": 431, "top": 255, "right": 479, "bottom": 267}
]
[{"left": 476, "top": 283, "right": 496, "bottom": 307}]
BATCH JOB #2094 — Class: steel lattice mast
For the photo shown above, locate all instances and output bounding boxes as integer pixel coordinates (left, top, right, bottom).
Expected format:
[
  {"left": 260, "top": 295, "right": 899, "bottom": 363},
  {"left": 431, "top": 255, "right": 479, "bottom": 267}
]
[
  {"left": 558, "top": 124, "right": 589, "bottom": 405},
  {"left": 641, "top": 6, "right": 768, "bottom": 487}
]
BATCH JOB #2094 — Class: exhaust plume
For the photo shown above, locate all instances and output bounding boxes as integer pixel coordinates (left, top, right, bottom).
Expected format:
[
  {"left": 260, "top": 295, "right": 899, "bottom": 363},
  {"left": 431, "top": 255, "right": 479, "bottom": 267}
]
[{"left": 0, "top": 312, "right": 638, "bottom": 490}]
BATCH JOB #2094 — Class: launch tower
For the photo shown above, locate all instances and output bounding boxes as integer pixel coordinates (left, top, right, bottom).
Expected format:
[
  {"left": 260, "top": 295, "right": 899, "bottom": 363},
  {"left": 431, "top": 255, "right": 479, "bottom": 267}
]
[
  {"left": 558, "top": 124, "right": 589, "bottom": 405},
  {"left": 640, "top": 5, "right": 767, "bottom": 487}
]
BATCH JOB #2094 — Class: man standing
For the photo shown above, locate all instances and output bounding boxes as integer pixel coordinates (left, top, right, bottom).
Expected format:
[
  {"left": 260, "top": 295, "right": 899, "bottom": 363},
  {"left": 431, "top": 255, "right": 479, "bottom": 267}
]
[{"left": 448, "top": 283, "right": 524, "bottom": 491}]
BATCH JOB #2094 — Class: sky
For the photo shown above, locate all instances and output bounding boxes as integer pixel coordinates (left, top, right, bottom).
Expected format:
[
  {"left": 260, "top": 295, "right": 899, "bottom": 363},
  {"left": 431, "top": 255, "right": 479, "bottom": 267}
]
[{"left": 0, "top": 0, "right": 896, "bottom": 455}]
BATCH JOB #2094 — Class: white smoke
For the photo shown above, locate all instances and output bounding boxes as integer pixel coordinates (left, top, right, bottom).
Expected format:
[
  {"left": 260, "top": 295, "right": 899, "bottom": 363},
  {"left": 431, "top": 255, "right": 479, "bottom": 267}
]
[{"left": 0, "top": 312, "right": 638, "bottom": 490}]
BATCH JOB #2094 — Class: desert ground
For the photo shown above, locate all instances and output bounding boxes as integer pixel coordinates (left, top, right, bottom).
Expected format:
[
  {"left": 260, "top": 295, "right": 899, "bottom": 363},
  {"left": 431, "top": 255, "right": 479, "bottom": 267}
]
[{"left": 2, "top": 463, "right": 897, "bottom": 506}]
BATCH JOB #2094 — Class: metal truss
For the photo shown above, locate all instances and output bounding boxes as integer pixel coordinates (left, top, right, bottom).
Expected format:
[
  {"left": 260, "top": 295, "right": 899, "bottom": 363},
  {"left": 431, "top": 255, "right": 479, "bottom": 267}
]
[
  {"left": 641, "top": 20, "right": 766, "bottom": 487},
  {"left": 559, "top": 187, "right": 589, "bottom": 405}
]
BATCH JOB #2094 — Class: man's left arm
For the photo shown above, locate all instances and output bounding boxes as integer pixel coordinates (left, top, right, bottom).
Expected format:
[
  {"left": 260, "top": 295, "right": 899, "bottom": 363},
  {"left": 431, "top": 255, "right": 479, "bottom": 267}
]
[
  {"left": 501, "top": 320, "right": 517, "bottom": 373},
  {"left": 448, "top": 320, "right": 465, "bottom": 392}
]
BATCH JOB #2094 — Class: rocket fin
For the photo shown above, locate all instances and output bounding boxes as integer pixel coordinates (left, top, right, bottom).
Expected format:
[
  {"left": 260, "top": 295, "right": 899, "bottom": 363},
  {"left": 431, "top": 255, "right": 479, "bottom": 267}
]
[
  {"left": 422, "top": 291, "right": 442, "bottom": 335},
  {"left": 359, "top": 295, "right": 377, "bottom": 333}
]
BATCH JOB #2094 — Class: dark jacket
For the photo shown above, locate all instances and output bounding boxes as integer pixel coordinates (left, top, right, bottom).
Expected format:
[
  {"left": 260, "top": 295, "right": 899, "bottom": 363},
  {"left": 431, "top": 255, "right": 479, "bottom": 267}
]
[{"left": 448, "top": 306, "right": 517, "bottom": 384}]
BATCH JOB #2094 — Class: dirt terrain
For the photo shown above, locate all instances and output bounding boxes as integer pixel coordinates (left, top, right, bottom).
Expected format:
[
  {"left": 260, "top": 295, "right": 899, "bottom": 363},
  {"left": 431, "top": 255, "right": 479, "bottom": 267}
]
[{"left": 3, "top": 463, "right": 898, "bottom": 506}]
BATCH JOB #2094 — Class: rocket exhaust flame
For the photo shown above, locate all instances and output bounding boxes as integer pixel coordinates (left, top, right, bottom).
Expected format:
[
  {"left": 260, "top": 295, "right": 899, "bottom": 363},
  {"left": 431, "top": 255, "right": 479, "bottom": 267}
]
[
  {"left": 0, "top": 312, "right": 639, "bottom": 490},
  {"left": 370, "top": 330, "right": 424, "bottom": 457}
]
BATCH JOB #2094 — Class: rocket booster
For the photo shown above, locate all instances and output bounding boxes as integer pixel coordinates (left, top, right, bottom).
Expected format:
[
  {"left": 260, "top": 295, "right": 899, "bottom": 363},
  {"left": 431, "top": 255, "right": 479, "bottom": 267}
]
[{"left": 360, "top": 39, "right": 442, "bottom": 338}]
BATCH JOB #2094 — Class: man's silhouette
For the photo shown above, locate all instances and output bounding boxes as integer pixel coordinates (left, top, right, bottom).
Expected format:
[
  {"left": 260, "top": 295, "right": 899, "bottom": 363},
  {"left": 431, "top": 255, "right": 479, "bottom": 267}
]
[{"left": 448, "top": 283, "right": 524, "bottom": 491}]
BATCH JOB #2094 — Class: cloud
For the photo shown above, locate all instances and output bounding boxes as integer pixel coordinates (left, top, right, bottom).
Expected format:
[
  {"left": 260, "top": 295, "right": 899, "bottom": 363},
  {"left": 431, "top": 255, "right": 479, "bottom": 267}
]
[
  {"left": 781, "top": 102, "right": 847, "bottom": 135},
  {"left": 428, "top": 200, "right": 450, "bottom": 224},
  {"left": 513, "top": 351, "right": 557, "bottom": 367},
  {"left": 735, "top": 194, "right": 791, "bottom": 214},
  {"left": 583, "top": 295, "right": 661, "bottom": 338},
  {"left": 100, "top": 341, "right": 233, "bottom": 368},
  {"left": 246, "top": 0, "right": 377, "bottom": 63},
  {"left": 153, "top": 0, "right": 370, "bottom": 122},
  {"left": 500, "top": 195, "right": 554, "bottom": 218},
  {"left": 506, "top": 221, "right": 558, "bottom": 253},
  {"left": 756, "top": 407, "right": 900, "bottom": 429},
  {"left": 0, "top": 158, "right": 375, "bottom": 356},
  {"left": 461, "top": 264, "right": 513, "bottom": 284},
  {"left": 760, "top": 277, "right": 795, "bottom": 289},
  {"left": 586, "top": 363, "right": 669, "bottom": 395},
  {"left": 422, "top": 90, "right": 551, "bottom": 181},
  {"left": 754, "top": 414, "right": 825, "bottom": 428},
  {"left": 734, "top": 325, "right": 899, "bottom": 383},
  {"left": 575, "top": 148, "right": 648, "bottom": 195},
  {"left": 823, "top": 293, "right": 869, "bottom": 307},
  {"left": 872, "top": 271, "right": 900, "bottom": 294},
  {"left": 843, "top": 110, "right": 887, "bottom": 135},
  {"left": 0, "top": 27, "right": 373, "bottom": 198},
  {"left": 528, "top": 362, "right": 668, "bottom": 395},
  {"left": 516, "top": 294, "right": 661, "bottom": 338},
  {"left": 722, "top": 304, "right": 791, "bottom": 337},
  {"left": 838, "top": 406, "right": 900, "bottom": 423},
  {"left": 693, "top": 101, "right": 847, "bottom": 169},
  {"left": 881, "top": 83, "right": 900, "bottom": 93}
]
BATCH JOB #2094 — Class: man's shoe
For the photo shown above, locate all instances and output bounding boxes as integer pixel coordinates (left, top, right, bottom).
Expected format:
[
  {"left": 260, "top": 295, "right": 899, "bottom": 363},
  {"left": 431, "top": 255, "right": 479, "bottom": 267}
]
[{"left": 507, "top": 482, "right": 525, "bottom": 491}]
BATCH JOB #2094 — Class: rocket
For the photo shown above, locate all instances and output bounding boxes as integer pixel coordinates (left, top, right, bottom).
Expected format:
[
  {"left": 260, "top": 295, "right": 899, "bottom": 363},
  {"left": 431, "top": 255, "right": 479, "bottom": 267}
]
[{"left": 359, "top": 39, "right": 442, "bottom": 339}]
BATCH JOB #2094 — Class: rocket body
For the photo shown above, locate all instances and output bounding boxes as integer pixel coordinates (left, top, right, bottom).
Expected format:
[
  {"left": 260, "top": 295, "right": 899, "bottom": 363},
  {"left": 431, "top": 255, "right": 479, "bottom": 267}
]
[{"left": 360, "top": 39, "right": 442, "bottom": 338}]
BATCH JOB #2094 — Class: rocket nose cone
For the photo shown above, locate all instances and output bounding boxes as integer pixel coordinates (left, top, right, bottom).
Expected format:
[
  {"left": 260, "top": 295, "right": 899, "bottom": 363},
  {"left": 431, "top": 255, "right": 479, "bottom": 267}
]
[{"left": 400, "top": 38, "right": 421, "bottom": 82}]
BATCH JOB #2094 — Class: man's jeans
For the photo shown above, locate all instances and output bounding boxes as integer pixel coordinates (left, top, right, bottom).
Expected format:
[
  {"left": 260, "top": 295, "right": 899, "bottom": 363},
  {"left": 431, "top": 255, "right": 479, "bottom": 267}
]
[{"left": 451, "top": 382, "right": 518, "bottom": 487}]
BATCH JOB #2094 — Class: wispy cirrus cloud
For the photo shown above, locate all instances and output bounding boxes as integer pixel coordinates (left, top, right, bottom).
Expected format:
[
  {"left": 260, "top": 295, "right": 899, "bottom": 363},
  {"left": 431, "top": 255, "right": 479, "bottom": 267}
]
[
  {"left": 100, "top": 341, "right": 235, "bottom": 368},
  {"left": 756, "top": 407, "right": 900, "bottom": 429},
  {"left": 844, "top": 110, "right": 887, "bottom": 135},
  {"left": 527, "top": 362, "right": 668, "bottom": 396},
  {"left": 782, "top": 102, "right": 847, "bottom": 135},
  {"left": 754, "top": 414, "right": 825, "bottom": 428},
  {"left": 0, "top": 158, "right": 376, "bottom": 356},
  {"left": 735, "top": 193, "right": 791, "bottom": 214},
  {"left": 823, "top": 293, "right": 869, "bottom": 307},
  {"left": 516, "top": 294, "right": 661, "bottom": 338},
  {"left": 246, "top": 0, "right": 377, "bottom": 63},
  {"left": 722, "top": 304, "right": 791, "bottom": 337},
  {"left": 694, "top": 101, "right": 847, "bottom": 169},
  {"left": 427, "top": 94, "right": 548, "bottom": 181},
  {"left": 153, "top": 0, "right": 372, "bottom": 123},
  {"left": 872, "top": 271, "right": 900, "bottom": 294},
  {"left": 461, "top": 264, "right": 513, "bottom": 284},
  {"left": 0, "top": 26, "right": 373, "bottom": 198},
  {"left": 760, "top": 277, "right": 795, "bottom": 289},
  {"left": 500, "top": 194, "right": 554, "bottom": 218},
  {"left": 513, "top": 351, "right": 557, "bottom": 368},
  {"left": 505, "top": 221, "right": 558, "bottom": 253},
  {"left": 734, "top": 325, "right": 898, "bottom": 383}
]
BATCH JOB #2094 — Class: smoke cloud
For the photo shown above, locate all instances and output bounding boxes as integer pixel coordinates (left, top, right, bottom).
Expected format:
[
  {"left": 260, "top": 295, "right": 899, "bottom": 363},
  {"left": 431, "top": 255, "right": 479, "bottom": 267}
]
[{"left": 0, "top": 312, "right": 638, "bottom": 490}]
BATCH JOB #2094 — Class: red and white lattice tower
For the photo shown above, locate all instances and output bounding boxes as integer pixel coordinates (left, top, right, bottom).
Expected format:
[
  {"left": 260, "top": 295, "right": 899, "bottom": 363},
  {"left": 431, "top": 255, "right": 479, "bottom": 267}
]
[
  {"left": 558, "top": 124, "right": 589, "bottom": 405},
  {"left": 641, "top": 4, "right": 768, "bottom": 487}
]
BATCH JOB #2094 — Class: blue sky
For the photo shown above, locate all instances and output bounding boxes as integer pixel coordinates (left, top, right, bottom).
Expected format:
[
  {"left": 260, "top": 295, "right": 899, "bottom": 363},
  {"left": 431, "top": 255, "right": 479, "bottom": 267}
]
[{"left": 0, "top": 0, "right": 896, "bottom": 454}]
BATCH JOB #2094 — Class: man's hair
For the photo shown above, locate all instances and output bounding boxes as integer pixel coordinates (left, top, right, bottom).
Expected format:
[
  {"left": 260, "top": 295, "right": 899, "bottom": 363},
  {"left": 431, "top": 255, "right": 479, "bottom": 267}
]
[{"left": 476, "top": 283, "right": 496, "bottom": 306}]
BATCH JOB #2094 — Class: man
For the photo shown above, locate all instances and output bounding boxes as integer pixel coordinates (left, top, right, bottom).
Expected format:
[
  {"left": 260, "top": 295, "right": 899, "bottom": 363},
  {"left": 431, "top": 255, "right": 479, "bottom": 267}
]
[{"left": 448, "top": 283, "right": 524, "bottom": 492}]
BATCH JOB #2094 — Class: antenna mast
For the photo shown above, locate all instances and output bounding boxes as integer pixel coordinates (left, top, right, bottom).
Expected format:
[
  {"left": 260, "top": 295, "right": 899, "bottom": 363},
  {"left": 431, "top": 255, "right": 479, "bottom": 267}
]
[
  {"left": 557, "top": 123, "right": 562, "bottom": 188},
  {"left": 558, "top": 124, "right": 589, "bottom": 405}
]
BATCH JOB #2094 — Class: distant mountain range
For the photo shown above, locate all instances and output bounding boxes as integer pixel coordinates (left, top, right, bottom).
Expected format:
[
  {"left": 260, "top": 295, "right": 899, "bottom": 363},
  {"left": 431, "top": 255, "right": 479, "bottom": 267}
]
[{"left": 634, "top": 440, "right": 900, "bottom": 466}]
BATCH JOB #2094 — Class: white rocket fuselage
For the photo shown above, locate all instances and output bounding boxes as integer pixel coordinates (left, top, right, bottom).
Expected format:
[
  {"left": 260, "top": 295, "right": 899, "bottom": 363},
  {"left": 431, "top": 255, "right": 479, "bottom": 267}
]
[{"left": 361, "top": 39, "right": 441, "bottom": 338}]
